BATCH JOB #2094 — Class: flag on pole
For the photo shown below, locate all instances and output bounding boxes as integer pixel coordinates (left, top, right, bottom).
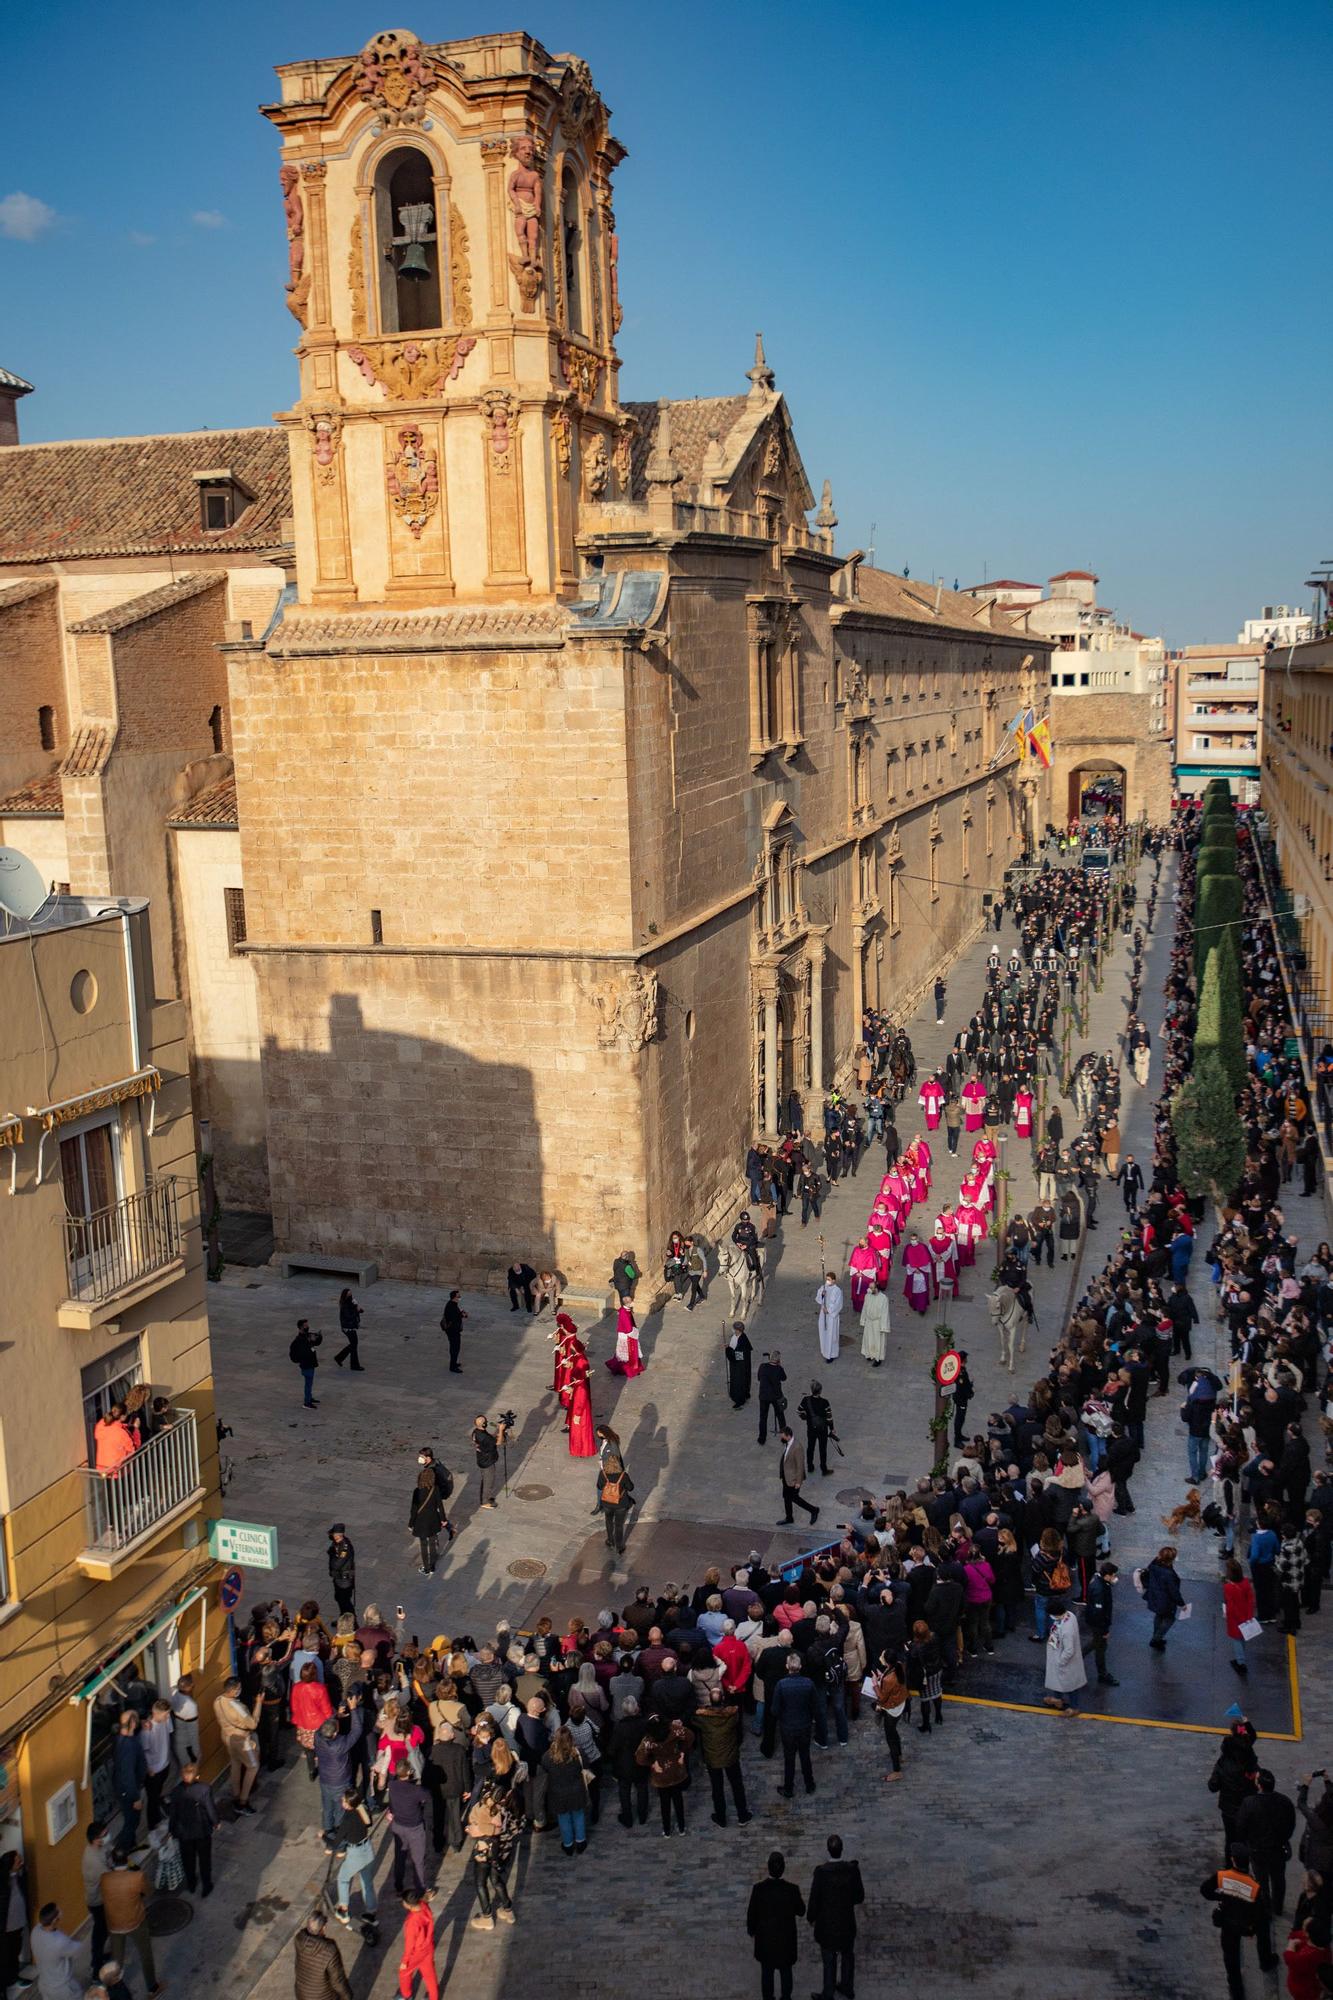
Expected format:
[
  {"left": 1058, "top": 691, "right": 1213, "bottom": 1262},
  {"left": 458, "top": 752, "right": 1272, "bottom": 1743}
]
[
  {"left": 1027, "top": 715, "right": 1053, "bottom": 768},
  {"left": 1015, "top": 706, "right": 1035, "bottom": 761}
]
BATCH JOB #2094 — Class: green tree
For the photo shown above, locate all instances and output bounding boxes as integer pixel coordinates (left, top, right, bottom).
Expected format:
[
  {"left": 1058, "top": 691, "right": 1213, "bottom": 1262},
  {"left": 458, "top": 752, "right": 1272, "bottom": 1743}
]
[
  {"left": 1172, "top": 1052, "right": 1245, "bottom": 1201},
  {"left": 1195, "top": 930, "right": 1247, "bottom": 1094},
  {"left": 1195, "top": 871, "right": 1243, "bottom": 976}
]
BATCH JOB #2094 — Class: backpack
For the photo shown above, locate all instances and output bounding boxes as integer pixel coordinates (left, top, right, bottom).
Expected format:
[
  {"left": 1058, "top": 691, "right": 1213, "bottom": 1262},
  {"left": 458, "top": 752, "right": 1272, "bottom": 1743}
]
[
  {"left": 437, "top": 1463, "right": 454, "bottom": 1500},
  {"left": 601, "top": 1468, "right": 625, "bottom": 1507},
  {"left": 289, "top": 1335, "right": 306, "bottom": 1364},
  {"left": 1049, "top": 1558, "right": 1072, "bottom": 1594}
]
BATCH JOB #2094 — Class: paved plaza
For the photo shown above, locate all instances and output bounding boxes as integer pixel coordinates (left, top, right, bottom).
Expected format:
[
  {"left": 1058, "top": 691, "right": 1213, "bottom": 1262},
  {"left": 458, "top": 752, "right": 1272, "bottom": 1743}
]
[{"left": 147, "top": 855, "right": 1331, "bottom": 1999}]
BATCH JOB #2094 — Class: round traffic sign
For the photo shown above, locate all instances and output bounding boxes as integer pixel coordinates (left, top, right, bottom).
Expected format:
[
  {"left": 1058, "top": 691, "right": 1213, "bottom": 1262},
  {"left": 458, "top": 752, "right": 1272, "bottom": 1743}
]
[
  {"left": 219, "top": 1567, "right": 244, "bottom": 1611},
  {"left": 935, "top": 1349, "right": 963, "bottom": 1388}
]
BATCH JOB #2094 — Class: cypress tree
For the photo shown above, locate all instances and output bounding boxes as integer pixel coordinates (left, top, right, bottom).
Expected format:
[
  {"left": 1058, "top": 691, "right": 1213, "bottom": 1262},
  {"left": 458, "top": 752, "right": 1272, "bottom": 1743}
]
[{"left": 1172, "top": 1052, "right": 1245, "bottom": 1202}]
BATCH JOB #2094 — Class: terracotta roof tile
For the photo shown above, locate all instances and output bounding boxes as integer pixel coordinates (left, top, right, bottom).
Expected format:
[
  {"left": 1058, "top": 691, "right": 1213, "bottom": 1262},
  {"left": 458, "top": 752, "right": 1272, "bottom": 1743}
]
[
  {"left": 67, "top": 571, "right": 222, "bottom": 635},
  {"left": 269, "top": 605, "right": 568, "bottom": 655},
  {"left": 853, "top": 565, "right": 1000, "bottom": 634},
  {"left": 167, "top": 774, "right": 237, "bottom": 829},
  {"left": 621, "top": 395, "right": 750, "bottom": 498},
  {"left": 60, "top": 724, "right": 113, "bottom": 779},
  {"left": 0, "top": 426, "right": 290, "bottom": 564},
  {"left": 1050, "top": 569, "right": 1097, "bottom": 582},
  {"left": 0, "top": 770, "right": 62, "bottom": 816}
]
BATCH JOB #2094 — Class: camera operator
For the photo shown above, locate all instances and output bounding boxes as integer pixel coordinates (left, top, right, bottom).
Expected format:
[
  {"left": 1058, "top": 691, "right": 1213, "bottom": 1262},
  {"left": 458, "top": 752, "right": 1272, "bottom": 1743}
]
[{"left": 472, "top": 1414, "right": 509, "bottom": 1510}]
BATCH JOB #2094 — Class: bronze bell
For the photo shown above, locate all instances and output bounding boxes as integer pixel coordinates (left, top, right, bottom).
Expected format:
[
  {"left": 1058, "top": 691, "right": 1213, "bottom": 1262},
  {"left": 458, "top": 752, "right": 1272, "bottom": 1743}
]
[{"left": 397, "top": 241, "right": 431, "bottom": 281}]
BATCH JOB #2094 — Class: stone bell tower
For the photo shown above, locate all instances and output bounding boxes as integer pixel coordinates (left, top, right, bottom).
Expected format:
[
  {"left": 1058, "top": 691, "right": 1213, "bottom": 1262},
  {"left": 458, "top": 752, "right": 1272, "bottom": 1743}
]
[{"left": 261, "top": 26, "right": 629, "bottom": 606}]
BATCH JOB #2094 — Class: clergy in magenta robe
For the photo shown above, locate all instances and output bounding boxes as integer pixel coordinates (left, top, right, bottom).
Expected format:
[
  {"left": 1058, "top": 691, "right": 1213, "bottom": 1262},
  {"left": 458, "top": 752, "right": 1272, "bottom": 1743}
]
[
  {"left": 867, "top": 1221, "right": 894, "bottom": 1284},
  {"left": 918, "top": 1077, "right": 945, "bottom": 1131},
  {"left": 955, "top": 1201, "right": 987, "bottom": 1264},
  {"left": 902, "top": 1231, "right": 934, "bottom": 1314},
  {"left": 961, "top": 1077, "right": 987, "bottom": 1132},
  {"left": 972, "top": 1136, "right": 997, "bottom": 1173},
  {"left": 1013, "top": 1088, "right": 1034, "bottom": 1140},
  {"left": 884, "top": 1171, "right": 910, "bottom": 1216},
  {"left": 848, "top": 1240, "right": 878, "bottom": 1313},
  {"left": 929, "top": 1225, "right": 959, "bottom": 1299}
]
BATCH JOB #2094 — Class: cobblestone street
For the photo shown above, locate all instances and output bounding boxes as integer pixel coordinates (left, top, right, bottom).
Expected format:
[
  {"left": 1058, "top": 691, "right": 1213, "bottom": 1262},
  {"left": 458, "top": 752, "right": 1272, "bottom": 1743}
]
[{"left": 150, "top": 854, "right": 1329, "bottom": 2000}]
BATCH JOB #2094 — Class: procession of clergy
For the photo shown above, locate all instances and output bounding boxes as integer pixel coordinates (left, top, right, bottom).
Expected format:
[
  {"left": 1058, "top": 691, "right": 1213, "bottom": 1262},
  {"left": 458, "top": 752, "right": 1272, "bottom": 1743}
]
[{"left": 814, "top": 1068, "right": 1026, "bottom": 1364}]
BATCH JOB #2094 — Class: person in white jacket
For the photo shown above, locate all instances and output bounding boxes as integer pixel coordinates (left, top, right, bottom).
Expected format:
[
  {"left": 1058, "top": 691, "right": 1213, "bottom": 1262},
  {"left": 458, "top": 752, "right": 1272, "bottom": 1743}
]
[{"left": 1044, "top": 1607, "right": 1087, "bottom": 1715}]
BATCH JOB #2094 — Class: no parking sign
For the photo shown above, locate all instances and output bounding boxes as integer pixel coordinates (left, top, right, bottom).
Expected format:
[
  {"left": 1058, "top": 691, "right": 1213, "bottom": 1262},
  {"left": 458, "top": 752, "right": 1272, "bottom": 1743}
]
[{"left": 219, "top": 1567, "right": 244, "bottom": 1611}]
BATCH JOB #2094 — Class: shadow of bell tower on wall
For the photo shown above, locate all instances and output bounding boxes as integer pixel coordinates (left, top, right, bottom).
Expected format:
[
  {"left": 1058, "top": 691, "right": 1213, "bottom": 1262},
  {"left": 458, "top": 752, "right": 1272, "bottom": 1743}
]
[{"left": 261, "top": 990, "right": 549, "bottom": 1287}]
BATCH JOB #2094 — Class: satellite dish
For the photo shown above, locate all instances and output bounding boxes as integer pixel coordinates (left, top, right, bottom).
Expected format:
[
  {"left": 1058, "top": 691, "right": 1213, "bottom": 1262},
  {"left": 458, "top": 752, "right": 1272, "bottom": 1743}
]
[{"left": 0, "top": 846, "right": 52, "bottom": 924}]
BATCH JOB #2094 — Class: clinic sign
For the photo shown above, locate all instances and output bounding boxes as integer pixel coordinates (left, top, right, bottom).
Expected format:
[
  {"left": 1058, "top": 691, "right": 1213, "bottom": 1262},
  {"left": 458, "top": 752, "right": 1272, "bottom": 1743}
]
[{"left": 208, "top": 1519, "right": 278, "bottom": 1569}]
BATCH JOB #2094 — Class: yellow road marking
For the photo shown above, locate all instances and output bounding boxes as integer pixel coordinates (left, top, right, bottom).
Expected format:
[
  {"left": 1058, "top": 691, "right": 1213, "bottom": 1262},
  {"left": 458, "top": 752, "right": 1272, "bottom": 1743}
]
[{"left": 941, "top": 1687, "right": 1299, "bottom": 1742}]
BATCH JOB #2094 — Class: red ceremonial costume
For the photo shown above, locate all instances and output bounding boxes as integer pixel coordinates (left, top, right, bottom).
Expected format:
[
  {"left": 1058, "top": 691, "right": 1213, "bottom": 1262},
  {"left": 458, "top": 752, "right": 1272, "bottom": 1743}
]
[
  {"left": 606, "top": 1303, "right": 644, "bottom": 1378},
  {"left": 1013, "top": 1089, "right": 1034, "bottom": 1139},
  {"left": 918, "top": 1078, "right": 945, "bottom": 1131},
  {"left": 867, "top": 1220, "right": 894, "bottom": 1282},
  {"left": 566, "top": 1348, "right": 596, "bottom": 1457}
]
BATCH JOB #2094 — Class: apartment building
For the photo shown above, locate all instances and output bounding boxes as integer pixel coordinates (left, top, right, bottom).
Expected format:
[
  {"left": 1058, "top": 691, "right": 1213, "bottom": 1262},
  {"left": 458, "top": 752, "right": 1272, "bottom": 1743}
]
[
  {"left": 0, "top": 891, "right": 224, "bottom": 1920},
  {"left": 1172, "top": 641, "right": 1264, "bottom": 802}
]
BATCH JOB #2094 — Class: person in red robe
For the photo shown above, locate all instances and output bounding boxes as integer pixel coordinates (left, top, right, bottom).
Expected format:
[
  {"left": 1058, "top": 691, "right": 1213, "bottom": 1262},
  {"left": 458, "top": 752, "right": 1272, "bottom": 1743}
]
[
  {"left": 567, "top": 1347, "right": 596, "bottom": 1457},
  {"left": 551, "top": 1311, "right": 580, "bottom": 1429}
]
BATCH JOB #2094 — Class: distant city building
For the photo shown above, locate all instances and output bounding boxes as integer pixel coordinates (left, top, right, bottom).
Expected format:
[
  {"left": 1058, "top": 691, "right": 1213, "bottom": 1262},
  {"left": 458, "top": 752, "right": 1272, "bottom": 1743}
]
[
  {"left": 1241, "top": 603, "right": 1313, "bottom": 649},
  {"left": 1170, "top": 641, "right": 1263, "bottom": 802}
]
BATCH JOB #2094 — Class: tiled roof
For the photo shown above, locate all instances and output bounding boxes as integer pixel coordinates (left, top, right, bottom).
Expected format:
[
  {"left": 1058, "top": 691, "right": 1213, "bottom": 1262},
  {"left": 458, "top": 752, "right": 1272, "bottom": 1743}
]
[
  {"left": 0, "top": 426, "right": 290, "bottom": 563},
  {"left": 0, "top": 770, "right": 62, "bottom": 816},
  {"left": 0, "top": 367, "right": 34, "bottom": 395},
  {"left": 962, "top": 579, "right": 1038, "bottom": 592},
  {"left": 853, "top": 565, "right": 1001, "bottom": 634},
  {"left": 167, "top": 774, "right": 238, "bottom": 829},
  {"left": 1050, "top": 569, "right": 1097, "bottom": 582},
  {"left": 269, "top": 605, "right": 568, "bottom": 655},
  {"left": 67, "top": 571, "right": 221, "bottom": 635},
  {"left": 621, "top": 396, "right": 750, "bottom": 498},
  {"left": 60, "top": 724, "right": 113, "bottom": 779},
  {"left": 0, "top": 577, "right": 56, "bottom": 611}
]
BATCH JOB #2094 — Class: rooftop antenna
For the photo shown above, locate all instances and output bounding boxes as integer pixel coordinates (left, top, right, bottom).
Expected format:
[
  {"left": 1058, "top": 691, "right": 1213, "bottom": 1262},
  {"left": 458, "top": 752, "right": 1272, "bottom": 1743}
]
[{"left": 0, "top": 846, "right": 54, "bottom": 933}]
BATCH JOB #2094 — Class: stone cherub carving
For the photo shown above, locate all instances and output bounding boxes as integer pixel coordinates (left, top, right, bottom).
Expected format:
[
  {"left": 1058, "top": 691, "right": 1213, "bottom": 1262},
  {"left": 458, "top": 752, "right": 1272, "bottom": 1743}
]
[
  {"left": 506, "top": 135, "right": 545, "bottom": 307},
  {"left": 593, "top": 968, "right": 659, "bottom": 1050}
]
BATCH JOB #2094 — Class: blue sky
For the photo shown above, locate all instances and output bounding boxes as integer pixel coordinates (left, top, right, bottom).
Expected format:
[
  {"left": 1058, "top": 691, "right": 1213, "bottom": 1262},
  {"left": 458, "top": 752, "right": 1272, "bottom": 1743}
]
[{"left": 3, "top": 0, "right": 1328, "bottom": 643}]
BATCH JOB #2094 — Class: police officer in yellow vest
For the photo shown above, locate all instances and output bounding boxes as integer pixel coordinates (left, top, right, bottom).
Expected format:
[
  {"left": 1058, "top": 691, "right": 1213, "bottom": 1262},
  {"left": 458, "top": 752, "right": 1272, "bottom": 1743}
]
[{"left": 1199, "top": 1840, "right": 1277, "bottom": 2000}]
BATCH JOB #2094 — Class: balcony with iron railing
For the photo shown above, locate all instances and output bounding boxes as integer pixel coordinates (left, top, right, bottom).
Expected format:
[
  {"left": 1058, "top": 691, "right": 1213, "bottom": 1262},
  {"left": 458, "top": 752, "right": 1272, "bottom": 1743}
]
[
  {"left": 76, "top": 1405, "right": 203, "bottom": 1579},
  {"left": 58, "top": 1177, "right": 188, "bottom": 1331}
]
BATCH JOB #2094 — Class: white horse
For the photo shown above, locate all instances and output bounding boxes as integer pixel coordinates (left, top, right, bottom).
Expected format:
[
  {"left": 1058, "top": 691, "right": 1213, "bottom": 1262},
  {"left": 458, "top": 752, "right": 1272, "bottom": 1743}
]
[{"left": 718, "top": 1239, "right": 762, "bottom": 1318}]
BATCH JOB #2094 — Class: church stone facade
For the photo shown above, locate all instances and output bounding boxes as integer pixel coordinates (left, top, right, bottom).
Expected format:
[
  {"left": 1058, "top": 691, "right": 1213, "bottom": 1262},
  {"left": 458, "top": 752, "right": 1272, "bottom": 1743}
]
[{"left": 222, "top": 24, "right": 1051, "bottom": 1287}]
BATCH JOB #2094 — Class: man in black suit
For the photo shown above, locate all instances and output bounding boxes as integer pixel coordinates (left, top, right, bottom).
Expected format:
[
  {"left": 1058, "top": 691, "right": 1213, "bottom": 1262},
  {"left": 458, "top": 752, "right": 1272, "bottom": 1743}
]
[
  {"left": 507, "top": 1260, "right": 536, "bottom": 1311},
  {"left": 746, "top": 1850, "right": 806, "bottom": 2000},
  {"left": 807, "top": 1833, "right": 865, "bottom": 2000},
  {"left": 757, "top": 1351, "right": 787, "bottom": 1446}
]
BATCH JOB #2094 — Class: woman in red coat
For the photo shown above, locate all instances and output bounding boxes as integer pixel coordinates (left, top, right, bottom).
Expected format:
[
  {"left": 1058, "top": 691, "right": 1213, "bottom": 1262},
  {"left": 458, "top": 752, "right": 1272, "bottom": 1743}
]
[
  {"left": 289, "top": 1660, "right": 333, "bottom": 1776},
  {"left": 567, "top": 1347, "right": 597, "bottom": 1457},
  {"left": 1223, "top": 1558, "right": 1257, "bottom": 1675}
]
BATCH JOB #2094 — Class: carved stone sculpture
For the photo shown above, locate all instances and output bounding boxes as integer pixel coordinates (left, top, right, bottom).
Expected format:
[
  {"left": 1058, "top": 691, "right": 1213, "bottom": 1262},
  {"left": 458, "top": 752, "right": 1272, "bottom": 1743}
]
[
  {"left": 303, "top": 406, "right": 343, "bottom": 484},
  {"left": 584, "top": 434, "right": 610, "bottom": 499},
  {"left": 351, "top": 29, "right": 433, "bottom": 127},
  {"left": 386, "top": 426, "right": 438, "bottom": 538},
  {"left": 593, "top": 968, "right": 659, "bottom": 1051},
  {"left": 506, "top": 135, "right": 545, "bottom": 309},
  {"left": 558, "top": 339, "right": 601, "bottom": 405},
  {"left": 551, "top": 406, "right": 573, "bottom": 476},
  {"left": 480, "top": 388, "right": 517, "bottom": 474},
  {"left": 280, "top": 165, "right": 309, "bottom": 324},
  {"left": 347, "top": 335, "right": 474, "bottom": 400}
]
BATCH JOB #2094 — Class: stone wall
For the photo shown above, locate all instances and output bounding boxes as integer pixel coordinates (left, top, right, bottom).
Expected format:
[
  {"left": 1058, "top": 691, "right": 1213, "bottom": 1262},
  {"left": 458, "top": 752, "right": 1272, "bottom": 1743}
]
[
  {"left": 1050, "top": 689, "right": 1174, "bottom": 823},
  {"left": 0, "top": 583, "right": 64, "bottom": 796}
]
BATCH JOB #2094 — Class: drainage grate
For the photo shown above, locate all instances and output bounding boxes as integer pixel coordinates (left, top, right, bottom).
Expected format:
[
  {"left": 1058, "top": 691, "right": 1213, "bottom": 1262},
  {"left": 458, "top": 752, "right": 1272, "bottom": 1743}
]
[
  {"left": 836, "top": 1487, "right": 874, "bottom": 1507},
  {"left": 508, "top": 1558, "right": 547, "bottom": 1580},
  {"left": 514, "top": 1483, "right": 553, "bottom": 1501},
  {"left": 146, "top": 1893, "right": 195, "bottom": 1936}
]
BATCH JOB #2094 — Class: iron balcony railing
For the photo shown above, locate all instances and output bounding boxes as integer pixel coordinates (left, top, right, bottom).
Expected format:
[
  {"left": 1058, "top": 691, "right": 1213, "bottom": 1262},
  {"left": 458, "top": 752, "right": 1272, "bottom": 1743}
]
[
  {"left": 63, "top": 1178, "right": 183, "bottom": 1306},
  {"left": 81, "top": 1406, "right": 200, "bottom": 1555}
]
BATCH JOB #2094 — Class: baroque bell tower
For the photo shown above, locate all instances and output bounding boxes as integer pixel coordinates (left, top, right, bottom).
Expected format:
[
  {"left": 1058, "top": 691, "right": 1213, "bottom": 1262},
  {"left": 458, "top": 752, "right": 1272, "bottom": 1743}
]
[{"left": 261, "top": 26, "right": 628, "bottom": 606}]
